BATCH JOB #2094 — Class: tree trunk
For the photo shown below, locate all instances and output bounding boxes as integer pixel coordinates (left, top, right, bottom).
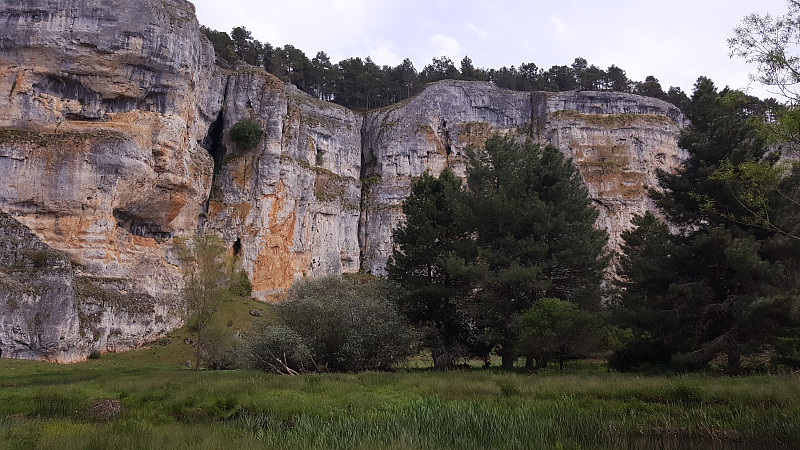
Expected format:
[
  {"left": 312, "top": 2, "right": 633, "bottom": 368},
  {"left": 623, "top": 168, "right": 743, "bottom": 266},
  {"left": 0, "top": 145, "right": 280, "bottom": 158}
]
[
  {"left": 195, "top": 332, "right": 201, "bottom": 372},
  {"left": 501, "top": 347, "right": 515, "bottom": 369},
  {"left": 727, "top": 347, "right": 742, "bottom": 375},
  {"left": 525, "top": 355, "right": 535, "bottom": 371}
]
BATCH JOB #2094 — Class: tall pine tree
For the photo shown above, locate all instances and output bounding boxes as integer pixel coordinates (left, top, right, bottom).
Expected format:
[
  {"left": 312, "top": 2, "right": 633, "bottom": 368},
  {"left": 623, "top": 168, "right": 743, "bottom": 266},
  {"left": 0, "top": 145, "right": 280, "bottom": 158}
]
[{"left": 461, "top": 136, "right": 608, "bottom": 368}]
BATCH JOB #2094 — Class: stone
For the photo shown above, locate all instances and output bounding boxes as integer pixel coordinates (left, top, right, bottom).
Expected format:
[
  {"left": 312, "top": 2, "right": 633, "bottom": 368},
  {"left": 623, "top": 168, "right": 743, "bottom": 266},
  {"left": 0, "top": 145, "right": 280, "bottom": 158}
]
[
  {"left": 0, "top": 0, "right": 687, "bottom": 361},
  {"left": 360, "top": 82, "right": 685, "bottom": 273}
]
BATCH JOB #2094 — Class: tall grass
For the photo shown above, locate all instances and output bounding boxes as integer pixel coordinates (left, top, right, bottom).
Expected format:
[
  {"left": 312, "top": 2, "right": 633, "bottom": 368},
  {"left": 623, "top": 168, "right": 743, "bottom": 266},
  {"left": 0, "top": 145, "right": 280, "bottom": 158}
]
[{"left": 1, "top": 356, "right": 798, "bottom": 449}]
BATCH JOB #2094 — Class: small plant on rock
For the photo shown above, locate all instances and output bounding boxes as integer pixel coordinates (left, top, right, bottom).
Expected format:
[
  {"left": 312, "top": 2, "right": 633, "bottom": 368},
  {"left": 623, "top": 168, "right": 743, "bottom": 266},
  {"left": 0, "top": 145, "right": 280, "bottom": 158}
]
[{"left": 229, "top": 119, "right": 263, "bottom": 150}]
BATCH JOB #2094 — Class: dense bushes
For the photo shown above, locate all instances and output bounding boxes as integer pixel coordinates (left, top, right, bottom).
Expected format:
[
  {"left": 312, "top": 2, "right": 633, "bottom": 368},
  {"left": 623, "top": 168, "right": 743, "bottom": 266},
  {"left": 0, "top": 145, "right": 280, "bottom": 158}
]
[
  {"left": 247, "top": 276, "right": 417, "bottom": 373},
  {"left": 229, "top": 119, "right": 263, "bottom": 150}
]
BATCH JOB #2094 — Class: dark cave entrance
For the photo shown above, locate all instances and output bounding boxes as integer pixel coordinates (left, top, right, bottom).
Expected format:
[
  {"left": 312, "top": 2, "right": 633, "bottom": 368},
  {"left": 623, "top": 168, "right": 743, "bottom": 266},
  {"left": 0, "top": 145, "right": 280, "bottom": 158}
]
[
  {"left": 202, "top": 110, "right": 227, "bottom": 174},
  {"left": 232, "top": 237, "right": 242, "bottom": 256}
]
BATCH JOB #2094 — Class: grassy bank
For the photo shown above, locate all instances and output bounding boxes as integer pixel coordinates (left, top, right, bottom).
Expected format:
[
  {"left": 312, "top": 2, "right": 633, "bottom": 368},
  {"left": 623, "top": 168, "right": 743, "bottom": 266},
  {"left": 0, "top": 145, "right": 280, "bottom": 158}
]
[{"left": 1, "top": 350, "right": 798, "bottom": 449}]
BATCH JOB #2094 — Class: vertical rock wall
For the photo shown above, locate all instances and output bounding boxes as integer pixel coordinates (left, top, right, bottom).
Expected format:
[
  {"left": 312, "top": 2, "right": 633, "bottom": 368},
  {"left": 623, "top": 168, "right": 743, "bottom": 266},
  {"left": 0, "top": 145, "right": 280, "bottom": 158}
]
[
  {"left": 361, "top": 81, "right": 686, "bottom": 273},
  {"left": 0, "top": 0, "right": 688, "bottom": 360},
  {"left": 204, "top": 74, "right": 363, "bottom": 298}
]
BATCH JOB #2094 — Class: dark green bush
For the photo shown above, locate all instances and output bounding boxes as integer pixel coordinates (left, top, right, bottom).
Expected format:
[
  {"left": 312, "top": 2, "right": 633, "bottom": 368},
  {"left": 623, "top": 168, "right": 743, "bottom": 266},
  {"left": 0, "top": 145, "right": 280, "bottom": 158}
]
[
  {"left": 247, "top": 325, "right": 313, "bottom": 374},
  {"left": 199, "top": 324, "right": 240, "bottom": 370},
  {"left": 229, "top": 119, "right": 263, "bottom": 150},
  {"left": 230, "top": 269, "right": 252, "bottom": 297},
  {"left": 275, "top": 276, "right": 417, "bottom": 372}
]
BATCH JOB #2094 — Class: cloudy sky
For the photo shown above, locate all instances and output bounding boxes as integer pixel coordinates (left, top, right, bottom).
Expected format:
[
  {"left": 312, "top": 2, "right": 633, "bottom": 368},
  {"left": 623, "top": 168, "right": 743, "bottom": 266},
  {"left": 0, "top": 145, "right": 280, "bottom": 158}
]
[{"left": 191, "top": 0, "right": 789, "bottom": 99}]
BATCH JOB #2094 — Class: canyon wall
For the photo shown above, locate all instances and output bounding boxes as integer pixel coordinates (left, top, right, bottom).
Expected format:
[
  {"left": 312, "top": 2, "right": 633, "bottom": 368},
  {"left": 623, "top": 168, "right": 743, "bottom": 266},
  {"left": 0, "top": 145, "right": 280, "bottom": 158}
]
[
  {"left": 361, "top": 82, "right": 686, "bottom": 273},
  {"left": 0, "top": 0, "right": 684, "bottom": 361}
]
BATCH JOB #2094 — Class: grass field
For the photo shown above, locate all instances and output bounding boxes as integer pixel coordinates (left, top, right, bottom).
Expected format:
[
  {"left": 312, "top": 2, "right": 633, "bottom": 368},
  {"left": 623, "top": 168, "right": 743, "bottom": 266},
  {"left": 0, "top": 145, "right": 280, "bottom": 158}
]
[{"left": 1, "top": 298, "right": 799, "bottom": 449}]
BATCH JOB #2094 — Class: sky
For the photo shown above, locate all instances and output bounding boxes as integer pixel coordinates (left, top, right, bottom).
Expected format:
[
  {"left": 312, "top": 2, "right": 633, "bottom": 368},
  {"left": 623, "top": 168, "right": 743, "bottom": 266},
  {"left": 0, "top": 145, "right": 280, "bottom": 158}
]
[{"left": 191, "top": 0, "right": 790, "bottom": 99}]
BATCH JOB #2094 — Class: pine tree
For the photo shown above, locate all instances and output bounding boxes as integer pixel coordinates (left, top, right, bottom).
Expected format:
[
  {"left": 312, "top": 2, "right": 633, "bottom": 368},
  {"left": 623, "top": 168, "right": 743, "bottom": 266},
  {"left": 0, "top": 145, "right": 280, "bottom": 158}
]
[
  {"left": 388, "top": 169, "right": 474, "bottom": 368},
  {"left": 461, "top": 136, "right": 608, "bottom": 368},
  {"left": 616, "top": 78, "right": 800, "bottom": 372}
]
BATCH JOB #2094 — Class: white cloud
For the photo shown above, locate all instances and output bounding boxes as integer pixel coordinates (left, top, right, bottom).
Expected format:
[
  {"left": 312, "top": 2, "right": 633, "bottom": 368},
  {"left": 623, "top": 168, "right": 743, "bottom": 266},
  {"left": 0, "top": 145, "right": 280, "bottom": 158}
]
[
  {"left": 360, "top": 38, "right": 402, "bottom": 66},
  {"left": 465, "top": 23, "right": 489, "bottom": 39},
  {"left": 429, "top": 34, "right": 463, "bottom": 60}
]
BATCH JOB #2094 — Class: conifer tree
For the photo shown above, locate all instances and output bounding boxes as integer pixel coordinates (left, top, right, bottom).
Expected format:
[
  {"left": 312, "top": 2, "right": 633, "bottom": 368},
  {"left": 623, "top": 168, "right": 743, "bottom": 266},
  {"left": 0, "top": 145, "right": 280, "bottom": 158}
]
[{"left": 461, "top": 136, "right": 608, "bottom": 368}]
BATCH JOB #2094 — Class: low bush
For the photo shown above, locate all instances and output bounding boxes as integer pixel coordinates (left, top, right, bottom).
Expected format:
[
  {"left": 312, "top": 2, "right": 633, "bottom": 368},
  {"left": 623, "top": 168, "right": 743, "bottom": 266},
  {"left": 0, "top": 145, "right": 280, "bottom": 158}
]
[
  {"left": 247, "top": 325, "right": 313, "bottom": 374},
  {"left": 248, "top": 276, "right": 417, "bottom": 372}
]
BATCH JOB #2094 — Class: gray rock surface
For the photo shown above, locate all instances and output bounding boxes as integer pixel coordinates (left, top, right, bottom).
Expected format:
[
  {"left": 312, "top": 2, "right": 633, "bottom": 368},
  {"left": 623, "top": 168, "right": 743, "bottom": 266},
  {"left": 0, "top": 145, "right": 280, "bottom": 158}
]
[
  {"left": 361, "top": 82, "right": 686, "bottom": 273},
  {"left": 0, "top": 209, "right": 180, "bottom": 362},
  {"left": 0, "top": 0, "right": 687, "bottom": 361}
]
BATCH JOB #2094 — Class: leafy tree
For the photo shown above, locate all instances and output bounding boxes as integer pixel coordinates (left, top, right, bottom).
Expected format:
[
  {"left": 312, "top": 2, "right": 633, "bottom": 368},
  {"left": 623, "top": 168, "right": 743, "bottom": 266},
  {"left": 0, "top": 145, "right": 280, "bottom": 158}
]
[
  {"left": 421, "top": 56, "right": 460, "bottom": 83},
  {"left": 616, "top": 78, "right": 800, "bottom": 372},
  {"left": 515, "top": 297, "right": 601, "bottom": 370},
  {"left": 176, "top": 234, "right": 238, "bottom": 371},
  {"left": 277, "top": 276, "right": 417, "bottom": 372},
  {"left": 543, "top": 65, "right": 577, "bottom": 91},
  {"left": 634, "top": 76, "right": 667, "bottom": 100},
  {"left": 247, "top": 325, "right": 314, "bottom": 375},
  {"left": 388, "top": 169, "right": 474, "bottom": 368},
  {"left": 729, "top": 1, "right": 800, "bottom": 102},
  {"left": 460, "top": 136, "right": 608, "bottom": 368},
  {"left": 200, "top": 26, "right": 237, "bottom": 66},
  {"left": 604, "top": 65, "right": 630, "bottom": 92}
]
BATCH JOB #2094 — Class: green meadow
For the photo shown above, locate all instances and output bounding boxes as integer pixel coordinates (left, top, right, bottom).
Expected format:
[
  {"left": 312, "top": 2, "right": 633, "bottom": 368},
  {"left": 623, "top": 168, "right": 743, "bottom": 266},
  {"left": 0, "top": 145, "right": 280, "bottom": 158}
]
[{"left": 1, "top": 298, "right": 798, "bottom": 450}]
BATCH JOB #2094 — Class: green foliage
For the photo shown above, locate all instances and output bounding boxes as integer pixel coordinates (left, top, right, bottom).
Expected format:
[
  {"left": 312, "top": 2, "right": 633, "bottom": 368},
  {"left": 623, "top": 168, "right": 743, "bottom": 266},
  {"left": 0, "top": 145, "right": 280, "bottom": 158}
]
[
  {"left": 201, "top": 24, "right": 684, "bottom": 111},
  {"left": 229, "top": 119, "right": 263, "bottom": 151},
  {"left": 274, "top": 276, "right": 417, "bottom": 372},
  {"left": 2, "top": 355, "right": 800, "bottom": 449},
  {"left": 514, "top": 298, "right": 601, "bottom": 370},
  {"left": 616, "top": 78, "right": 800, "bottom": 373},
  {"left": 729, "top": 1, "right": 800, "bottom": 102},
  {"left": 247, "top": 325, "right": 314, "bottom": 374},
  {"left": 774, "top": 328, "right": 800, "bottom": 369},
  {"left": 198, "top": 323, "right": 241, "bottom": 370},
  {"left": 388, "top": 169, "right": 475, "bottom": 368},
  {"left": 229, "top": 269, "right": 252, "bottom": 298},
  {"left": 175, "top": 234, "right": 246, "bottom": 370},
  {"left": 460, "top": 136, "right": 608, "bottom": 368}
]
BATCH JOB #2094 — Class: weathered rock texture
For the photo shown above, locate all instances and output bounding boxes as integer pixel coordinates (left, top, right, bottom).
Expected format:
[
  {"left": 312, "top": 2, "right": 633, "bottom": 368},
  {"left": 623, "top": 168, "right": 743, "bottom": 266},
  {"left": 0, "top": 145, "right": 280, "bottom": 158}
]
[
  {"left": 361, "top": 82, "right": 686, "bottom": 273},
  {"left": 204, "top": 78, "right": 363, "bottom": 298},
  {"left": 0, "top": 209, "right": 180, "bottom": 362},
  {"left": 0, "top": 0, "right": 685, "bottom": 360}
]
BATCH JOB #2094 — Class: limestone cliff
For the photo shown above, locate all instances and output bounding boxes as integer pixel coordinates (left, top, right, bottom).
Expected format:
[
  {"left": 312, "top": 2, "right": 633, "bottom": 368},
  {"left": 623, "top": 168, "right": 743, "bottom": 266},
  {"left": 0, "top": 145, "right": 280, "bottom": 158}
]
[
  {"left": 360, "top": 82, "right": 685, "bottom": 273},
  {"left": 0, "top": 0, "right": 685, "bottom": 361},
  {"left": 0, "top": 209, "right": 180, "bottom": 362}
]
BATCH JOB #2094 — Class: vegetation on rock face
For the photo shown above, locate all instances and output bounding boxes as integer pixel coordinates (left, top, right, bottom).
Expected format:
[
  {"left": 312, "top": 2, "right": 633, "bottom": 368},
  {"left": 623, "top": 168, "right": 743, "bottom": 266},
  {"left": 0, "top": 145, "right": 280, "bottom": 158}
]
[{"left": 228, "top": 119, "right": 263, "bottom": 150}]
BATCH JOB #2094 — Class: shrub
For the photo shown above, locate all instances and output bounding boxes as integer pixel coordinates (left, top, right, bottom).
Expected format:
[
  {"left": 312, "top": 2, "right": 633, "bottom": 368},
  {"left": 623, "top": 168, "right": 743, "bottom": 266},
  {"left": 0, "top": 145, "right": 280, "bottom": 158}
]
[
  {"left": 199, "top": 324, "right": 240, "bottom": 370},
  {"left": 230, "top": 269, "right": 252, "bottom": 297},
  {"left": 276, "top": 276, "right": 417, "bottom": 372},
  {"left": 247, "top": 325, "right": 313, "bottom": 374},
  {"left": 229, "top": 119, "right": 263, "bottom": 150}
]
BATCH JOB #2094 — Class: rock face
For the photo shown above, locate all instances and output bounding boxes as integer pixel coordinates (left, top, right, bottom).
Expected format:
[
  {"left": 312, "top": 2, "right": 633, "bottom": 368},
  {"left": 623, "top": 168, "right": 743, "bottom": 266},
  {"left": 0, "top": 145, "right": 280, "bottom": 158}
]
[
  {"left": 0, "top": 209, "right": 180, "bottom": 362},
  {"left": 204, "top": 79, "right": 362, "bottom": 298},
  {"left": 360, "top": 81, "right": 686, "bottom": 273},
  {"left": 0, "top": 0, "right": 685, "bottom": 361}
]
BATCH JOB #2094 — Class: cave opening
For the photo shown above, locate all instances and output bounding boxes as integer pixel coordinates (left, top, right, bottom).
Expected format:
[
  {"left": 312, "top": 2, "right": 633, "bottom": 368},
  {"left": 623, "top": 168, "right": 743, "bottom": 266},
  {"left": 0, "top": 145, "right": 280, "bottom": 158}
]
[
  {"left": 233, "top": 237, "right": 242, "bottom": 256},
  {"left": 202, "top": 110, "right": 227, "bottom": 175}
]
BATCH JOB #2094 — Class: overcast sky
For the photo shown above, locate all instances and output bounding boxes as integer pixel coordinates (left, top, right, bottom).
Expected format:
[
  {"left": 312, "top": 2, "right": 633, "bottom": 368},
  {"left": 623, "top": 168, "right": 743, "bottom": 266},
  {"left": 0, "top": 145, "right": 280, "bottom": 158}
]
[{"left": 191, "top": 0, "right": 789, "bottom": 99}]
